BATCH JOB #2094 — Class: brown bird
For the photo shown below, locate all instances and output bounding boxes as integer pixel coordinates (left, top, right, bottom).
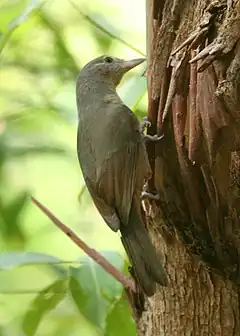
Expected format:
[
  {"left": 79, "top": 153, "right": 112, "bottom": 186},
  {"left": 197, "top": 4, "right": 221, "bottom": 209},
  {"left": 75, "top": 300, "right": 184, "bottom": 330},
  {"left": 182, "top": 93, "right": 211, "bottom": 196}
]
[{"left": 76, "top": 55, "right": 167, "bottom": 296}]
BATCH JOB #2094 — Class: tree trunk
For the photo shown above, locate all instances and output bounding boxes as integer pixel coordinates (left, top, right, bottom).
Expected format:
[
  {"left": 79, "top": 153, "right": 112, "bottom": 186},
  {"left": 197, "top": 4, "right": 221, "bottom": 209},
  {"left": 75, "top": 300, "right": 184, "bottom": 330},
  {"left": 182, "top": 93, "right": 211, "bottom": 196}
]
[{"left": 138, "top": 0, "right": 240, "bottom": 334}]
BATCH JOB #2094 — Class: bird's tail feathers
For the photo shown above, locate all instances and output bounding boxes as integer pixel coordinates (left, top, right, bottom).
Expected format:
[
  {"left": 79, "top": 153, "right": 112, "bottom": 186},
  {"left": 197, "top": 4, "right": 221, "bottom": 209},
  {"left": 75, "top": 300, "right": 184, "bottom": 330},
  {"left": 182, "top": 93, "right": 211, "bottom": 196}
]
[{"left": 120, "top": 200, "right": 167, "bottom": 296}]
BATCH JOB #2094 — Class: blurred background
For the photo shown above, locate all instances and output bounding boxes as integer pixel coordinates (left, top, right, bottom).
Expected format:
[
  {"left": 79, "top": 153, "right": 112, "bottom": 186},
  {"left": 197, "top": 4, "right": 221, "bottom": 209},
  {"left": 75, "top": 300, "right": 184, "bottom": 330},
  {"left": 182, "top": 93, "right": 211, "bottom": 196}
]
[{"left": 0, "top": 0, "right": 147, "bottom": 335}]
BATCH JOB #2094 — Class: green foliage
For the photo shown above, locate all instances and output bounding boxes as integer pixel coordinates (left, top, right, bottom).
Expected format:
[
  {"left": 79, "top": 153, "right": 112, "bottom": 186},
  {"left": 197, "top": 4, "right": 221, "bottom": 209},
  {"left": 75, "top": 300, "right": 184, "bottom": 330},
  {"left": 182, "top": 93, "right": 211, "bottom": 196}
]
[
  {"left": 0, "top": 0, "right": 44, "bottom": 54},
  {"left": 0, "top": 251, "right": 136, "bottom": 335},
  {"left": 0, "top": 193, "right": 28, "bottom": 243},
  {"left": 69, "top": 251, "right": 124, "bottom": 328},
  {"left": 118, "top": 75, "right": 147, "bottom": 110},
  {"left": 0, "top": 0, "right": 146, "bottom": 334},
  {"left": 22, "top": 279, "right": 67, "bottom": 336},
  {"left": 105, "top": 296, "right": 136, "bottom": 336}
]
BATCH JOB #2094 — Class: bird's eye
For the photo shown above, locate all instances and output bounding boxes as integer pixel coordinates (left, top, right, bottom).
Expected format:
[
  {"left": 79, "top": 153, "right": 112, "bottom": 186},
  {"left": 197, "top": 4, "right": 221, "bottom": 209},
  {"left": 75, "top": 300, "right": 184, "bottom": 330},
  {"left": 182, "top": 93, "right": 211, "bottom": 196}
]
[{"left": 104, "top": 56, "right": 113, "bottom": 63}]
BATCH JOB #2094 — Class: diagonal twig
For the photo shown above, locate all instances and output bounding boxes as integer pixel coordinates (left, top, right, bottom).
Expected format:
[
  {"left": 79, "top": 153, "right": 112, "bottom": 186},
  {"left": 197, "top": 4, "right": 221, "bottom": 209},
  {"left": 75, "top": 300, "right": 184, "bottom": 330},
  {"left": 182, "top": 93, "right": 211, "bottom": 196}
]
[
  {"left": 31, "top": 196, "right": 136, "bottom": 292},
  {"left": 70, "top": 1, "right": 145, "bottom": 56}
]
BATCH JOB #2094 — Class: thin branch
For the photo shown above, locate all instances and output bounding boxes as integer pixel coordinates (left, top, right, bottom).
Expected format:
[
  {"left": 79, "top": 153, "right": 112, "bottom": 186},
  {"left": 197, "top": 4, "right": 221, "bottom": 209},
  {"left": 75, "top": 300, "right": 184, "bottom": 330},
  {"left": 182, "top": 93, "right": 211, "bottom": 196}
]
[
  {"left": 31, "top": 197, "right": 136, "bottom": 292},
  {"left": 78, "top": 184, "right": 87, "bottom": 204},
  {"left": 70, "top": 1, "right": 145, "bottom": 57}
]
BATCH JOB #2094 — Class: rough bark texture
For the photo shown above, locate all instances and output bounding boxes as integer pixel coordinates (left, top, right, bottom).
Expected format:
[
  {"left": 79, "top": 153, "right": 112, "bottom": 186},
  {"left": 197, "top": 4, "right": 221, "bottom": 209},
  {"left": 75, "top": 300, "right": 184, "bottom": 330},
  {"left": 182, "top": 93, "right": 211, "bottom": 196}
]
[{"left": 138, "top": 0, "right": 240, "bottom": 334}]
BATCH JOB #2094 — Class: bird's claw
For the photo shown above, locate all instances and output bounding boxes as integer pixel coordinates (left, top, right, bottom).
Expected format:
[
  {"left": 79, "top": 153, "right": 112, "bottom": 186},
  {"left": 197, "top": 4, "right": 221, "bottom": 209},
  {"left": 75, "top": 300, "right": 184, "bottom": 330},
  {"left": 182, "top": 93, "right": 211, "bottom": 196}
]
[
  {"left": 144, "top": 133, "right": 164, "bottom": 142},
  {"left": 141, "top": 191, "right": 160, "bottom": 201},
  {"left": 140, "top": 118, "right": 164, "bottom": 142}
]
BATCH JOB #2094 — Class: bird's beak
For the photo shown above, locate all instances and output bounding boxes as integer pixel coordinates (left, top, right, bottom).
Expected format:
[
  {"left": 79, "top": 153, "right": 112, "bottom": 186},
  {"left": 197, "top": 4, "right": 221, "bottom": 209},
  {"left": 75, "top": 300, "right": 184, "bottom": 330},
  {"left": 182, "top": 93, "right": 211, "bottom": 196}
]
[{"left": 121, "top": 58, "right": 146, "bottom": 72}]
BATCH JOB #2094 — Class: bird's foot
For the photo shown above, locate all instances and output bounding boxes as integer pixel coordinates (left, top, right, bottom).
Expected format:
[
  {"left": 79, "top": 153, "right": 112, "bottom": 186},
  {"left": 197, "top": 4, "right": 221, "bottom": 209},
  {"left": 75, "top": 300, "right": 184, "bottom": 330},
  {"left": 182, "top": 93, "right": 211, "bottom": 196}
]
[
  {"left": 141, "top": 191, "right": 160, "bottom": 201},
  {"left": 140, "top": 117, "right": 164, "bottom": 142},
  {"left": 143, "top": 133, "right": 164, "bottom": 142},
  {"left": 139, "top": 117, "right": 151, "bottom": 135}
]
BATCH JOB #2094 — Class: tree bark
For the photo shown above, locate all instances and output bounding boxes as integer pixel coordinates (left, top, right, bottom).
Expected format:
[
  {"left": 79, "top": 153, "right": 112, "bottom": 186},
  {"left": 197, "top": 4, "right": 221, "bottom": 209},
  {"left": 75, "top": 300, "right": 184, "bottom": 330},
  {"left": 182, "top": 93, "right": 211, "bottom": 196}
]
[{"left": 138, "top": 0, "right": 240, "bottom": 334}]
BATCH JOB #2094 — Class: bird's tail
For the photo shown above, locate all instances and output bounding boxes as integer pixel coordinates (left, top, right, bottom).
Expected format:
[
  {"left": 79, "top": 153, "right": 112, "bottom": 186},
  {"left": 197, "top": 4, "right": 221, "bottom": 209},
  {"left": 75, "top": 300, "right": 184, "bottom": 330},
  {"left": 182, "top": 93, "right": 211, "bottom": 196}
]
[{"left": 120, "top": 199, "right": 167, "bottom": 296}]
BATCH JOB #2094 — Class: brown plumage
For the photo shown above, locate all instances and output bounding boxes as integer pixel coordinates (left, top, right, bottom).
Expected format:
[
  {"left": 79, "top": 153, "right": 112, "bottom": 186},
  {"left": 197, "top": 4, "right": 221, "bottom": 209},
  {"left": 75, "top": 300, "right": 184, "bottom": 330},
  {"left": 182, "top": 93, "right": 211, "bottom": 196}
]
[{"left": 76, "top": 55, "right": 167, "bottom": 296}]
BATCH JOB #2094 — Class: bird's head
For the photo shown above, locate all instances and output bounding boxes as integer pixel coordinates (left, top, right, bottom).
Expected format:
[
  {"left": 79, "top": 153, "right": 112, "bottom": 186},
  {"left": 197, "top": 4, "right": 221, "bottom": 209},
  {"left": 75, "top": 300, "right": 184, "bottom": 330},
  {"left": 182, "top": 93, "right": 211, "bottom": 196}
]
[{"left": 78, "top": 55, "right": 145, "bottom": 87}]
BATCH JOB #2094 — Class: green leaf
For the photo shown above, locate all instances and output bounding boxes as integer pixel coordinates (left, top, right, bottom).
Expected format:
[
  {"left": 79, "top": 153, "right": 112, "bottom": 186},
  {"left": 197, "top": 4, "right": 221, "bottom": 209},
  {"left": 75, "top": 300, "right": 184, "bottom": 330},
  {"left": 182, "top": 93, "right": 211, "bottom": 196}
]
[
  {"left": 0, "top": 0, "right": 44, "bottom": 54},
  {"left": 0, "top": 192, "right": 29, "bottom": 241},
  {"left": 22, "top": 279, "right": 67, "bottom": 336},
  {"left": 105, "top": 296, "right": 137, "bottom": 336},
  {"left": 0, "top": 252, "right": 63, "bottom": 270},
  {"left": 69, "top": 250, "right": 125, "bottom": 329},
  {"left": 118, "top": 75, "right": 147, "bottom": 111},
  {"left": 4, "top": 193, "right": 28, "bottom": 221}
]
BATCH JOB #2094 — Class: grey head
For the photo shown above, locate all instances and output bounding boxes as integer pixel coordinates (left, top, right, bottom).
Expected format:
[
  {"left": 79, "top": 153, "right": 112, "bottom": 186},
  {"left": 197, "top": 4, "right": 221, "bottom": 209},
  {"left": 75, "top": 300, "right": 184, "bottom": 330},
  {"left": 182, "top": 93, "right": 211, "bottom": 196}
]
[{"left": 78, "top": 55, "right": 145, "bottom": 87}]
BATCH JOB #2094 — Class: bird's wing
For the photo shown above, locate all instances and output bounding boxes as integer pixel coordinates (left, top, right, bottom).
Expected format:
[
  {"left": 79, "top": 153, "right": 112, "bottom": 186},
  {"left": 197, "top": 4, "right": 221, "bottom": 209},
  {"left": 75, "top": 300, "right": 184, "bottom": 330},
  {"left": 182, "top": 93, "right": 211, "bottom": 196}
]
[
  {"left": 77, "top": 123, "right": 121, "bottom": 232},
  {"left": 94, "top": 103, "right": 144, "bottom": 227},
  {"left": 84, "top": 176, "right": 121, "bottom": 232},
  {"left": 97, "top": 141, "right": 140, "bottom": 226},
  {"left": 77, "top": 103, "right": 148, "bottom": 231}
]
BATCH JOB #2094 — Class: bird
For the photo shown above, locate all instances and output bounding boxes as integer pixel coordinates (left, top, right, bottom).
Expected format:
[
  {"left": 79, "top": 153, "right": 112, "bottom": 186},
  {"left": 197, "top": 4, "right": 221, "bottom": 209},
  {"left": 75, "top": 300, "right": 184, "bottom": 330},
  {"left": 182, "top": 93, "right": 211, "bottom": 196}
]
[{"left": 76, "top": 55, "right": 167, "bottom": 296}]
